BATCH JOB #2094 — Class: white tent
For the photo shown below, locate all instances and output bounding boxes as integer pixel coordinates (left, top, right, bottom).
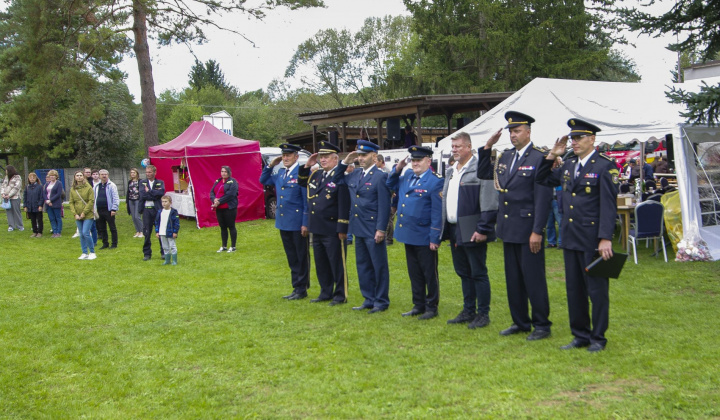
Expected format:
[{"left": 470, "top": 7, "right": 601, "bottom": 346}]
[{"left": 437, "top": 77, "right": 720, "bottom": 260}]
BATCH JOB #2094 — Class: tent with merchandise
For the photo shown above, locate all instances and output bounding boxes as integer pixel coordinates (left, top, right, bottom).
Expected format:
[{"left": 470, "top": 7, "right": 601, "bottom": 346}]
[
  {"left": 435, "top": 77, "right": 720, "bottom": 261},
  {"left": 148, "top": 121, "right": 265, "bottom": 228}
]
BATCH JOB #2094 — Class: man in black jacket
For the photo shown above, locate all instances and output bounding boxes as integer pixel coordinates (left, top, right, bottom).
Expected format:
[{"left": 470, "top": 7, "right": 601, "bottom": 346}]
[
  {"left": 298, "top": 142, "right": 351, "bottom": 306},
  {"left": 139, "top": 164, "right": 166, "bottom": 261}
]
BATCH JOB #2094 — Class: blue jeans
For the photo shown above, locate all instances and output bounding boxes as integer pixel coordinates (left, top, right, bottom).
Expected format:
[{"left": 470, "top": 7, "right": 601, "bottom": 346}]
[
  {"left": 46, "top": 207, "right": 63, "bottom": 234},
  {"left": 546, "top": 199, "right": 562, "bottom": 246},
  {"left": 90, "top": 220, "right": 98, "bottom": 245},
  {"left": 76, "top": 219, "right": 95, "bottom": 254}
]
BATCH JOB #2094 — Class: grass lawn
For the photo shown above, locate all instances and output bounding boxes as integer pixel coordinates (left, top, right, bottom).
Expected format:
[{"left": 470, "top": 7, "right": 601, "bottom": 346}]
[{"left": 1, "top": 207, "right": 719, "bottom": 418}]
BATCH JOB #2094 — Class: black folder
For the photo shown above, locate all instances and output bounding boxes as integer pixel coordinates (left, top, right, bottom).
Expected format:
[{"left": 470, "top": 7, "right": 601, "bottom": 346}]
[{"left": 585, "top": 252, "right": 628, "bottom": 279}]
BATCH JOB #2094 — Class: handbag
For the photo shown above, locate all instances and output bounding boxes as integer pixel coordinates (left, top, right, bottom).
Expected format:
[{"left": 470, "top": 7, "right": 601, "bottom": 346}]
[{"left": 1, "top": 198, "right": 10, "bottom": 210}]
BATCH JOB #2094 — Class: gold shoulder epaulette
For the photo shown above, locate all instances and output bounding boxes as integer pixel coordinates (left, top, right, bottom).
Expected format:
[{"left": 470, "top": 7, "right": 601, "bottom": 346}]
[
  {"left": 434, "top": 172, "right": 442, "bottom": 178},
  {"left": 599, "top": 153, "right": 614, "bottom": 161}
]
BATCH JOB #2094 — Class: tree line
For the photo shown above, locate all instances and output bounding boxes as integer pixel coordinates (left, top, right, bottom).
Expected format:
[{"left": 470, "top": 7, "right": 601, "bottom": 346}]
[{"left": 1, "top": 0, "right": 718, "bottom": 170}]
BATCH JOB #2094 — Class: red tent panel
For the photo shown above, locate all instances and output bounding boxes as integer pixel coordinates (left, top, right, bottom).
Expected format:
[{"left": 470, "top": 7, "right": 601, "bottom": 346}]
[{"left": 148, "top": 121, "right": 264, "bottom": 228}]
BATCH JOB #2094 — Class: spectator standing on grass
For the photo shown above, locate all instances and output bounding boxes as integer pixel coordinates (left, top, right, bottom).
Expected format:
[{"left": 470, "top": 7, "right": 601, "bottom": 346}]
[
  {"left": 210, "top": 166, "right": 239, "bottom": 253},
  {"left": 536, "top": 118, "right": 620, "bottom": 353},
  {"left": 69, "top": 171, "right": 96, "bottom": 260},
  {"left": 334, "top": 141, "right": 392, "bottom": 314},
  {"left": 260, "top": 143, "right": 310, "bottom": 300},
  {"left": 127, "top": 168, "right": 144, "bottom": 238},
  {"left": 140, "top": 164, "right": 166, "bottom": 261},
  {"left": 441, "top": 132, "right": 498, "bottom": 330},
  {"left": 2, "top": 165, "right": 23, "bottom": 232},
  {"left": 546, "top": 184, "right": 563, "bottom": 248},
  {"left": 155, "top": 195, "right": 180, "bottom": 265},
  {"left": 23, "top": 172, "right": 44, "bottom": 237},
  {"left": 94, "top": 169, "right": 120, "bottom": 249},
  {"left": 483, "top": 111, "right": 553, "bottom": 341},
  {"left": 73, "top": 168, "right": 93, "bottom": 239},
  {"left": 387, "top": 146, "right": 444, "bottom": 320},
  {"left": 44, "top": 170, "right": 64, "bottom": 237},
  {"left": 298, "top": 142, "right": 351, "bottom": 306}
]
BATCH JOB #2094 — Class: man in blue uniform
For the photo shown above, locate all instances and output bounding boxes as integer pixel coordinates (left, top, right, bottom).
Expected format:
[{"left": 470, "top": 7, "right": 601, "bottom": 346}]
[
  {"left": 139, "top": 165, "right": 165, "bottom": 261},
  {"left": 441, "top": 132, "right": 499, "bottom": 329},
  {"left": 260, "top": 143, "right": 310, "bottom": 300},
  {"left": 483, "top": 111, "right": 553, "bottom": 341},
  {"left": 537, "top": 119, "right": 620, "bottom": 352},
  {"left": 298, "top": 141, "right": 350, "bottom": 306},
  {"left": 387, "top": 146, "right": 444, "bottom": 320},
  {"left": 334, "top": 140, "right": 391, "bottom": 314}
]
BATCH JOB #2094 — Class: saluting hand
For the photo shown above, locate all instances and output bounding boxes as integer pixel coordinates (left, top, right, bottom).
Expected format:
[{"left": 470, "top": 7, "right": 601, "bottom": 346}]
[
  {"left": 343, "top": 151, "right": 358, "bottom": 165},
  {"left": 305, "top": 153, "right": 319, "bottom": 169},
  {"left": 484, "top": 128, "right": 503, "bottom": 150},
  {"left": 395, "top": 155, "right": 409, "bottom": 172},
  {"left": 270, "top": 156, "right": 283, "bottom": 167},
  {"left": 548, "top": 136, "right": 569, "bottom": 159}
]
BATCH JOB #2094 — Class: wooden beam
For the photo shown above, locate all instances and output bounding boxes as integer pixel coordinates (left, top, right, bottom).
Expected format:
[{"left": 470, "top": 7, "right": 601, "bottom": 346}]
[{"left": 341, "top": 122, "right": 347, "bottom": 152}]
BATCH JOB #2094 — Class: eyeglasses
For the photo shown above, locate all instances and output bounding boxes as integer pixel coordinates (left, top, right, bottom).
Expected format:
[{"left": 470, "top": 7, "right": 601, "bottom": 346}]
[{"left": 570, "top": 135, "right": 590, "bottom": 143}]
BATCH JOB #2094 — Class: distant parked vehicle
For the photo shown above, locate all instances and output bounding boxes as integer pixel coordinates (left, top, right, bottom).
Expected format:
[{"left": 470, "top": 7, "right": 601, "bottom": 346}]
[{"left": 259, "top": 147, "right": 311, "bottom": 219}]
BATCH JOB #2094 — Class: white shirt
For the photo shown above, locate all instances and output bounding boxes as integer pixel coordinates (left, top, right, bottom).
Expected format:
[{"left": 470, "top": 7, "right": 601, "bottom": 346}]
[
  {"left": 576, "top": 151, "right": 595, "bottom": 178},
  {"left": 445, "top": 161, "right": 469, "bottom": 224},
  {"left": 284, "top": 162, "right": 298, "bottom": 178},
  {"left": 158, "top": 208, "right": 171, "bottom": 235},
  {"left": 511, "top": 143, "right": 532, "bottom": 171}
]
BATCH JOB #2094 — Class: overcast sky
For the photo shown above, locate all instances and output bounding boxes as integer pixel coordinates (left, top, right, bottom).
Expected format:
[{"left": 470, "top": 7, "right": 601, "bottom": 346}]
[{"left": 117, "top": 0, "right": 680, "bottom": 102}]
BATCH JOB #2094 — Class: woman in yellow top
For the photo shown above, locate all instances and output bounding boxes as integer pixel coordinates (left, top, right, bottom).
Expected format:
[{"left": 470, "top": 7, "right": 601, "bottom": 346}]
[{"left": 69, "top": 171, "right": 96, "bottom": 260}]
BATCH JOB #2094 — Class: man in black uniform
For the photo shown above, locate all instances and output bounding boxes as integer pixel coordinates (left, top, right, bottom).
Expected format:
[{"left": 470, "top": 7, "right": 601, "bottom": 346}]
[
  {"left": 139, "top": 164, "right": 166, "bottom": 261},
  {"left": 484, "top": 111, "right": 553, "bottom": 341},
  {"left": 298, "top": 142, "right": 351, "bottom": 306},
  {"left": 537, "top": 118, "right": 620, "bottom": 352}
]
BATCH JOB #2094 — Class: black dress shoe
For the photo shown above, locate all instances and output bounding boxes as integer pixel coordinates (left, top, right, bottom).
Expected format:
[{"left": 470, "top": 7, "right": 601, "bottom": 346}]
[
  {"left": 587, "top": 343, "right": 605, "bottom": 353},
  {"left": 352, "top": 305, "right": 372, "bottom": 311},
  {"left": 527, "top": 329, "right": 552, "bottom": 341},
  {"left": 402, "top": 308, "right": 424, "bottom": 317},
  {"left": 329, "top": 299, "right": 347, "bottom": 306},
  {"left": 447, "top": 310, "right": 476, "bottom": 324},
  {"left": 310, "top": 297, "right": 331, "bottom": 303},
  {"left": 367, "top": 307, "right": 387, "bottom": 314},
  {"left": 282, "top": 292, "right": 296, "bottom": 299},
  {"left": 500, "top": 325, "right": 530, "bottom": 336},
  {"left": 99, "top": 244, "right": 109, "bottom": 249},
  {"left": 468, "top": 313, "right": 490, "bottom": 329},
  {"left": 418, "top": 311, "right": 438, "bottom": 320},
  {"left": 109, "top": 245, "right": 117, "bottom": 249},
  {"left": 560, "top": 339, "right": 590, "bottom": 350},
  {"left": 143, "top": 255, "right": 151, "bottom": 261},
  {"left": 287, "top": 292, "right": 307, "bottom": 300}
]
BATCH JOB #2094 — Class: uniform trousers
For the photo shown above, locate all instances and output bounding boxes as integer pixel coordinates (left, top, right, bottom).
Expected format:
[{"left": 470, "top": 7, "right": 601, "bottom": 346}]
[
  {"left": 142, "top": 207, "right": 163, "bottom": 257},
  {"left": 28, "top": 211, "right": 44, "bottom": 234},
  {"left": 563, "top": 249, "right": 610, "bottom": 346},
  {"left": 354, "top": 236, "right": 390, "bottom": 309},
  {"left": 503, "top": 242, "right": 551, "bottom": 331},
  {"left": 96, "top": 208, "right": 118, "bottom": 247},
  {"left": 279, "top": 229, "right": 310, "bottom": 294},
  {"left": 311, "top": 233, "right": 347, "bottom": 301},
  {"left": 448, "top": 224, "right": 490, "bottom": 315},
  {"left": 404, "top": 244, "right": 439, "bottom": 312}
]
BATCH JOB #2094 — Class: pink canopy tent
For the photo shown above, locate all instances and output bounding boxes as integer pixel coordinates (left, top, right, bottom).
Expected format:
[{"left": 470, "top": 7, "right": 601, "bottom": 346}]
[{"left": 148, "top": 121, "right": 264, "bottom": 228}]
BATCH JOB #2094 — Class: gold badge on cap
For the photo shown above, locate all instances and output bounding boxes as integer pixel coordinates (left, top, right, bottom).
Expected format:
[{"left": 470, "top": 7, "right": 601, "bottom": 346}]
[
  {"left": 570, "top": 120, "right": 576, "bottom": 126},
  {"left": 508, "top": 118, "right": 513, "bottom": 123}
]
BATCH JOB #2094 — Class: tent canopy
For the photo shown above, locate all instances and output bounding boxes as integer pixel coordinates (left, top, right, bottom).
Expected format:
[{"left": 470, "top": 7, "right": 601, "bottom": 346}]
[
  {"left": 148, "top": 121, "right": 264, "bottom": 228},
  {"left": 437, "top": 77, "right": 720, "bottom": 151}
]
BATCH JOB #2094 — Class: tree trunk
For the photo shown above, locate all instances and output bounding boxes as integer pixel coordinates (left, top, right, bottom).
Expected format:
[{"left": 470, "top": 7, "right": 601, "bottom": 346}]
[{"left": 132, "top": 0, "right": 159, "bottom": 151}]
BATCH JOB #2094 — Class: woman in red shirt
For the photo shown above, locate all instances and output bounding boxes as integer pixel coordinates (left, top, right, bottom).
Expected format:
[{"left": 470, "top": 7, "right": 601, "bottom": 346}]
[{"left": 210, "top": 166, "right": 239, "bottom": 252}]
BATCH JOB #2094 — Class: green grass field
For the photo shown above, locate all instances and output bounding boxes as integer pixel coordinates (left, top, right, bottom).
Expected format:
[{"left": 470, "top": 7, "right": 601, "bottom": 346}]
[{"left": 1, "top": 208, "right": 719, "bottom": 418}]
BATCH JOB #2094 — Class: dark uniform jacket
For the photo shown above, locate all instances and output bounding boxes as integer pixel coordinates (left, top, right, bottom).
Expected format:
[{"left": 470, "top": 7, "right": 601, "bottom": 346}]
[
  {"left": 138, "top": 178, "right": 166, "bottom": 213},
  {"left": 536, "top": 150, "right": 619, "bottom": 252},
  {"left": 386, "top": 168, "right": 443, "bottom": 246},
  {"left": 334, "top": 163, "right": 391, "bottom": 239},
  {"left": 440, "top": 150, "right": 498, "bottom": 245},
  {"left": 210, "top": 177, "right": 239, "bottom": 210},
  {"left": 298, "top": 165, "right": 350, "bottom": 237},
  {"left": 494, "top": 143, "right": 552, "bottom": 243}
]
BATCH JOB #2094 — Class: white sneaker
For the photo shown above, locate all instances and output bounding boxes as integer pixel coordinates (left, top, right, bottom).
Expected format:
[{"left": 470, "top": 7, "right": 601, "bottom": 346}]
[
  {"left": 78, "top": 254, "right": 88, "bottom": 260},
  {"left": 138, "top": 233, "right": 144, "bottom": 238},
  {"left": 18, "top": 227, "right": 24, "bottom": 231},
  {"left": 217, "top": 247, "right": 227, "bottom": 253},
  {"left": 227, "top": 247, "right": 236, "bottom": 253},
  {"left": 72, "top": 232, "right": 80, "bottom": 238},
  {"left": 7, "top": 227, "right": 13, "bottom": 232},
  {"left": 87, "top": 253, "right": 97, "bottom": 260}
]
